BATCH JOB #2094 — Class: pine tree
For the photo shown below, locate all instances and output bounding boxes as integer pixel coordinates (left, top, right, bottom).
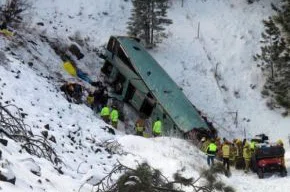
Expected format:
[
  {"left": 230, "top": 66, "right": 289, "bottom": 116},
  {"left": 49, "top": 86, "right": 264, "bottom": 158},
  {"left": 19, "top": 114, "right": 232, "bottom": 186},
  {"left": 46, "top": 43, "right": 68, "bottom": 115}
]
[{"left": 127, "top": 0, "right": 172, "bottom": 48}]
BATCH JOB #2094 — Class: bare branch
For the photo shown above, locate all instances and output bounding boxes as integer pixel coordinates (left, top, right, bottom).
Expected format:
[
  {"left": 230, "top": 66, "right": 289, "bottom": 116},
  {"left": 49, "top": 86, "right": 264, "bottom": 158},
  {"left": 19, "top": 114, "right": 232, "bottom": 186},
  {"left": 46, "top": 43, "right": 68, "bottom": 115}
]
[{"left": 0, "top": 103, "right": 61, "bottom": 165}]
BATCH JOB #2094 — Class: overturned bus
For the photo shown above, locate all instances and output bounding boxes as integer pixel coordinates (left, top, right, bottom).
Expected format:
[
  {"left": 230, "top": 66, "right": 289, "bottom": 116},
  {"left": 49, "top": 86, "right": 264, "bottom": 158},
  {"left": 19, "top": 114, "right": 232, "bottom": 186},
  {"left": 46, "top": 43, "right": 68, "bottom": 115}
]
[{"left": 101, "top": 36, "right": 216, "bottom": 139}]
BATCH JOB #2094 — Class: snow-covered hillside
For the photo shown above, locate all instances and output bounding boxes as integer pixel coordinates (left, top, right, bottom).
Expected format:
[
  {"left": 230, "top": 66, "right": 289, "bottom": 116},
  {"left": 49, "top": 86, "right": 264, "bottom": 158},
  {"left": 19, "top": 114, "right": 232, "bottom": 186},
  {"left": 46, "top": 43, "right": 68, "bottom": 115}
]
[
  {"left": 0, "top": 0, "right": 290, "bottom": 191},
  {"left": 153, "top": 0, "right": 288, "bottom": 142}
]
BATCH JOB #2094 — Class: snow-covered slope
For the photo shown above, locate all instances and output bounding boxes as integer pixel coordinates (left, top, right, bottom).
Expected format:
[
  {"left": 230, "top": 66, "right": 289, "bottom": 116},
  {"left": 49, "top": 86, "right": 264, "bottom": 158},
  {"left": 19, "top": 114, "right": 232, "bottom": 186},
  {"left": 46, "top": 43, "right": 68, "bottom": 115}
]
[
  {"left": 0, "top": 0, "right": 290, "bottom": 191},
  {"left": 153, "top": 0, "right": 288, "bottom": 142}
]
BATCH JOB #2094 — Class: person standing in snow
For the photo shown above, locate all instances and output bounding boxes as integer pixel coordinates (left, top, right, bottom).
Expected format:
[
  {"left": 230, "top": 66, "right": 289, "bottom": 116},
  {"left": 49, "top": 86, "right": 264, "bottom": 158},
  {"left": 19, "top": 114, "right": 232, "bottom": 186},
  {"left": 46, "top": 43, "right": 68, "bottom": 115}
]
[
  {"left": 110, "top": 105, "right": 119, "bottom": 129},
  {"left": 100, "top": 105, "right": 110, "bottom": 123},
  {"left": 86, "top": 90, "right": 94, "bottom": 109},
  {"left": 100, "top": 90, "right": 109, "bottom": 108},
  {"left": 229, "top": 142, "right": 236, "bottom": 166},
  {"left": 206, "top": 139, "right": 218, "bottom": 166},
  {"left": 243, "top": 142, "right": 251, "bottom": 173},
  {"left": 135, "top": 116, "right": 145, "bottom": 136},
  {"left": 201, "top": 137, "right": 211, "bottom": 153},
  {"left": 152, "top": 117, "right": 162, "bottom": 137},
  {"left": 215, "top": 137, "right": 222, "bottom": 160},
  {"left": 222, "top": 141, "right": 230, "bottom": 171},
  {"left": 92, "top": 81, "right": 105, "bottom": 112}
]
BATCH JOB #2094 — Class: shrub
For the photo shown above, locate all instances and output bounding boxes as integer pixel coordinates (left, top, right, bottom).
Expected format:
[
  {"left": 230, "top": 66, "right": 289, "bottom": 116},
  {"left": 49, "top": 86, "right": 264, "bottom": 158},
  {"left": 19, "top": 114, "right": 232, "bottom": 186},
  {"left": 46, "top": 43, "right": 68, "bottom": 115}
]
[{"left": 0, "top": 0, "right": 31, "bottom": 26}]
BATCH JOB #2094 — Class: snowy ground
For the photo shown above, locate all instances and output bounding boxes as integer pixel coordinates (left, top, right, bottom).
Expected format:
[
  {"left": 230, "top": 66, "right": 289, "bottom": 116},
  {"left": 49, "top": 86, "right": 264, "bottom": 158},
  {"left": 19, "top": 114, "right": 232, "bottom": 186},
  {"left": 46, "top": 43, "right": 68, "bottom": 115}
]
[{"left": 0, "top": 0, "right": 290, "bottom": 191}]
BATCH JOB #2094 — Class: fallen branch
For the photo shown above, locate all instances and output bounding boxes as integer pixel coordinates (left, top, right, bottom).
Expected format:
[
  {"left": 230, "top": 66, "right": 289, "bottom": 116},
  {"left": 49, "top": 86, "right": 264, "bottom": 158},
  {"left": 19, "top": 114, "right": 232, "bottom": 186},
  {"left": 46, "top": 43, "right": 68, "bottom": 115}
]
[{"left": 0, "top": 104, "right": 60, "bottom": 165}]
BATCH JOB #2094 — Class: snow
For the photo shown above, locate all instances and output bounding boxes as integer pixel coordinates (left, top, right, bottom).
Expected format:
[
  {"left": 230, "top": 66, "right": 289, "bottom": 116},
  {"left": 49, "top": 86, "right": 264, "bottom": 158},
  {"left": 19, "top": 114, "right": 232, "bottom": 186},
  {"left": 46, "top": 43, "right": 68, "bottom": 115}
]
[{"left": 0, "top": 0, "right": 290, "bottom": 191}]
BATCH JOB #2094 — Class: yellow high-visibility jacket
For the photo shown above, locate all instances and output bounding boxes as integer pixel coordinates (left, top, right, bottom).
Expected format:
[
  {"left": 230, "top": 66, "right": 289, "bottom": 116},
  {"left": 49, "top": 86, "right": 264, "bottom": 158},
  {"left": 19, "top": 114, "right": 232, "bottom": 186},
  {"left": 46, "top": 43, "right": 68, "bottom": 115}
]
[
  {"left": 0, "top": 29, "right": 14, "bottom": 37},
  {"left": 101, "top": 106, "right": 110, "bottom": 116},
  {"left": 110, "top": 109, "right": 119, "bottom": 122},
  {"left": 153, "top": 120, "right": 162, "bottom": 134},
  {"left": 243, "top": 143, "right": 251, "bottom": 160},
  {"left": 222, "top": 144, "right": 230, "bottom": 158}
]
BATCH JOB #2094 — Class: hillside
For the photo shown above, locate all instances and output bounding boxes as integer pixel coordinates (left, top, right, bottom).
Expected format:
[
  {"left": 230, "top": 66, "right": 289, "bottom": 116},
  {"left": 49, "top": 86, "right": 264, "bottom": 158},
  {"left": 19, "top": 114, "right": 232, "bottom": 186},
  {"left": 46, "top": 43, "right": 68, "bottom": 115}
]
[{"left": 0, "top": 0, "right": 290, "bottom": 191}]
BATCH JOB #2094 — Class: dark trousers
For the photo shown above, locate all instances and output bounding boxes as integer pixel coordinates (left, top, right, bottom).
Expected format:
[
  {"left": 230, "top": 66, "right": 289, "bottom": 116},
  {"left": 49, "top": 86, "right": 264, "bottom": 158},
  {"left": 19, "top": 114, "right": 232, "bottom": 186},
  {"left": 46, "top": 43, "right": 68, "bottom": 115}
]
[
  {"left": 153, "top": 132, "right": 161, "bottom": 137},
  {"left": 223, "top": 158, "right": 230, "bottom": 170},
  {"left": 207, "top": 155, "right": 215, "bottom": 166},
  {"left": 136, "top": 131, "right": 143, "bottom": 136}
]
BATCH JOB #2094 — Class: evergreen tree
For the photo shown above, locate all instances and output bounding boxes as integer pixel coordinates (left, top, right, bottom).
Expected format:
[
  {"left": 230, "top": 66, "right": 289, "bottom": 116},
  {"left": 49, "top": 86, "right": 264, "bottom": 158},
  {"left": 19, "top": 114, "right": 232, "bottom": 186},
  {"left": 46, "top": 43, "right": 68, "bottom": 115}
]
[
  {"left": 255, "top": 0, "right": 290, "bottom": 110},
  {"left": 127, "top": 0, "right": 172, "bottom": 48}
]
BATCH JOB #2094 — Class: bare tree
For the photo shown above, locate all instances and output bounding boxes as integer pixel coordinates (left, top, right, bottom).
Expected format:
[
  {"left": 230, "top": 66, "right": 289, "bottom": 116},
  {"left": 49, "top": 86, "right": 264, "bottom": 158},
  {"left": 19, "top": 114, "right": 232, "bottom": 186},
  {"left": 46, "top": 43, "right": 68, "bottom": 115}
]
[{"left": 0, "top": 0, "right": 31, "bottom": 26}]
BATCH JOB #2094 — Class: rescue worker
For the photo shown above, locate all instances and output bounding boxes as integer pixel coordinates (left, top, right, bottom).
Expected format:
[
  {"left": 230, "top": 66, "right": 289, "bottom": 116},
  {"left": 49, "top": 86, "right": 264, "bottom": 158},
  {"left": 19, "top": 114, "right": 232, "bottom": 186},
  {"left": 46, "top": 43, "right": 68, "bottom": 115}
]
[
  {"left": 110, "top": 106, "right": 119, "bottom": 128},
  {"left": 234, "top": 139, "right": 245, "bottom": 170},
  {"left": 152, "top": 118, "right": 162, "bottom": 137},
  {"left": 86, "top": 91, "right": 94, "bottom": 109},
  {"left": 250, "top": 139, "right": 256, "bottom": 153},
  {"left": 243, "top": 142, "right": 251, "bottom": 173},
  {"left": 100, "top": 105, "right": 110, "bottom": 123},
  {"left": 229, "top": 142, "right": 236, "bottom": 166},
  {"left": 222, "top": 141, "right": 230, "bottom": 171},
  {"left": 92, "top": 81, "right": 106, "bottom": 112},
  {"left": 135, "top": 117, "right": 145, "bottom": 136},
  {"left": 60, "top": 82, "right": 73, "bottom": 102},
  {"left": 215, "top": 137, "right": 223, "bottom": 160},
  {"left": 0, "top": 22, "right": 14, "bottom": 38},
  {"left": 277, "top": 139, "right": 286, "bottom": 171},
  {"left": 100, "top": 91, "right": 109, "bottom": 108},
  {"left": 201, "top": 137, "right": 211, "bottom": 153},
  {"left": 60, "top": 82, "right": 83, "bottom": 103},
  {"left": 71, "top": 83, "right": 83, "bottom": 104},
  {"left": 206, "top": 139, "right": 218, "bottom": 166},
  {"left": 199, "top": 137, "right": 206, "bottom": 150}
]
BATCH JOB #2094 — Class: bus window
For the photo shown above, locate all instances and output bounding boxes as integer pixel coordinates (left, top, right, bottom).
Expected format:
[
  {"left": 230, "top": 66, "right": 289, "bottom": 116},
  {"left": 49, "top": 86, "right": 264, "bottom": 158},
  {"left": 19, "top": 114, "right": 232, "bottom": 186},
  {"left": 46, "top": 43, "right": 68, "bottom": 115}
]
[
  {"left": 101, "top": 60, "right": 113, "bottom": 76},
  {"left": 113, "top": 72, "right": 126, "bottom": 95},
  {"left": 117, "top": 46, "right": 136, "bottom": 72},
  {"left": 140, "top": 93, "right": 155, "bottom": 116}
]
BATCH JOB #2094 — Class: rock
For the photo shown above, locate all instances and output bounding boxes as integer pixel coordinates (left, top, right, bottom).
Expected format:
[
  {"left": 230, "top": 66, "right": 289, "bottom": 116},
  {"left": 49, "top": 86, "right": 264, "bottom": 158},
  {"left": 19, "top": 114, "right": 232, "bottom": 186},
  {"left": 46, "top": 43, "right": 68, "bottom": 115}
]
[
  {"left": 44, "top": 124, "right": 50, "bottom": 130},
  {"left": 21, "top": 113, "right": 28, "bottom": 118},
  {"left": 37, "top": 22, "right": 44, "bottom": 26},
  {"left": 95, "top": 148, "right": 102, "bottom": 153},
  {"left": 101, "top": 126, "right": 115, "bottom": 135},
  {"left": 31, "top": 170, "right": 41, "bottom": 177},
  {"left": 49, "top": 135, "right": 56, "bottom": 143},
  {"left": 41, "top": 130, "right": 48, "bottom": 139},
  {"left": 55, "top": 167, "right": 63, "bottom": 175},
  {"left": 0, "top": 162, "right": 16, "bottom": 185},
  {"left": 0, "top": 139, "right": 8, "bottom": 146},
  {"left": 68, "top": 44, "right": 84, "bottom": 60},
  {"left": 23, "top": 158, "right": 41, "bottom": 177},
  {"left": 28, "top": 62, "right": 33, "bottom": 67}
]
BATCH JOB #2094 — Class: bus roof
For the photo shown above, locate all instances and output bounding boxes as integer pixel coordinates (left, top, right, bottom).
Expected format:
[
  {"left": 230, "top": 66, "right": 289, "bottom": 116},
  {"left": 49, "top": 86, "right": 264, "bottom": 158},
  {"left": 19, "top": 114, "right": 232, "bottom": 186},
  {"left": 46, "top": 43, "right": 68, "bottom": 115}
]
[{"left": 115, "top": 36, "right": 209, "bottom": 132}]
